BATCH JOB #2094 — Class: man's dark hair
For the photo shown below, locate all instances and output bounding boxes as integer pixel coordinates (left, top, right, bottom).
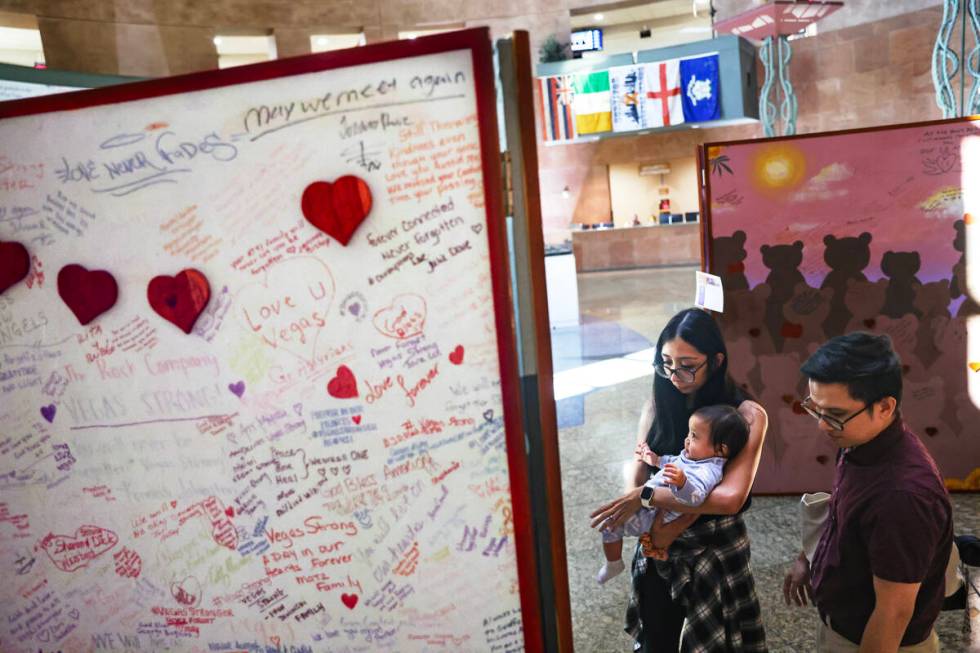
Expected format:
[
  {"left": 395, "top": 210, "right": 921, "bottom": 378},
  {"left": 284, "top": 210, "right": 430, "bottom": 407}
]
[
  {"left": 800, "top": 332, "right": 903, "bottom": 407},
  {"left": 693, "top": 404, "right": 749, "bottom": 460}
]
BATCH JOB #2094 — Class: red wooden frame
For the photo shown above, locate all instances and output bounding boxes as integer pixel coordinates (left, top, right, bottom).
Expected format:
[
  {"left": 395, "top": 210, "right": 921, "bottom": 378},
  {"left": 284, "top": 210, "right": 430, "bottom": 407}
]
[{"left": 0, "top": 27, "right": 544, "bottom": 650}]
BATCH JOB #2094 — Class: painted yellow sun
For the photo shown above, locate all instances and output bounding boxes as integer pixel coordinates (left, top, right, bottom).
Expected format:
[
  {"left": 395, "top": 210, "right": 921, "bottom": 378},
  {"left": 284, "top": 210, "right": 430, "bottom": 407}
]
[{"left": 751, "top": 144, "right": 807, "bottom": 194}]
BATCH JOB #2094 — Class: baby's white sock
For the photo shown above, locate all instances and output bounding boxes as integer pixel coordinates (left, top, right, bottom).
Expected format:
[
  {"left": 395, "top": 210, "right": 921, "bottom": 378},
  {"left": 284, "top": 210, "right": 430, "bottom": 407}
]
[{"left": 596, "top": 559, "right": 625, "bottom": 584}]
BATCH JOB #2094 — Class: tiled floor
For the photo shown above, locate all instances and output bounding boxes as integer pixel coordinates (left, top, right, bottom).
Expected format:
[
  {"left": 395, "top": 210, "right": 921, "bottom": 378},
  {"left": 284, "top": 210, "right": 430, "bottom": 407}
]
[{"left": 556, "top": 266, "right": 980, "bottom": 652}]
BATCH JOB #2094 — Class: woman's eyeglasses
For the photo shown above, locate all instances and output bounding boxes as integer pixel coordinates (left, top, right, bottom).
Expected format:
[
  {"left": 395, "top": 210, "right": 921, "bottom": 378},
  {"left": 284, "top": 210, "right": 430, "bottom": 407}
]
[
  {"left": 800, "top": 396, "right": 873, "bottom": 431},
  {"left": 654, "top": 359, "right": 708, "bottom": 383}
]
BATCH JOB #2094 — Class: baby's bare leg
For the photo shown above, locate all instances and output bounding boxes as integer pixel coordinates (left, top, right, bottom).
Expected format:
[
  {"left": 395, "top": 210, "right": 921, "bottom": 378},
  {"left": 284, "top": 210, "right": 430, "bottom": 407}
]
[{"left": 603, "top": 539, "right": 623, "bottom": 562}]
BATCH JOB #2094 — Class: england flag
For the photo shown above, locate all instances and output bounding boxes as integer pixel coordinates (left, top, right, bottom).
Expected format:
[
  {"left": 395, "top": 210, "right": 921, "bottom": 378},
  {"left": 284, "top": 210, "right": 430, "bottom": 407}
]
[{"left": 641, "top": 60, "right": 684, "bottom": 128}]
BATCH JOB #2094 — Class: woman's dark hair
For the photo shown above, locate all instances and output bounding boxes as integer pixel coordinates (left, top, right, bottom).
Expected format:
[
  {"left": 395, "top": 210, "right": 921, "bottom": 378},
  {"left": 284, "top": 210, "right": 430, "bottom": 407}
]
[
  {"left": 647, "top": 308, "right": 747, "bottom": 455},
  {"left": 800, "top": 332, "right": 902, "bottom": 407},
  {"left": 693, "top": 405, "right": 749, "bottom": 460}
]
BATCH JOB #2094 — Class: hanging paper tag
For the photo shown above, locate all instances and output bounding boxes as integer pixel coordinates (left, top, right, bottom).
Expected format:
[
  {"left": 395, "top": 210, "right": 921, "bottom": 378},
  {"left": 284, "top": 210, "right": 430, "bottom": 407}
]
[{"left": 695, "top": 270, "right": 724, "bottom": 312}]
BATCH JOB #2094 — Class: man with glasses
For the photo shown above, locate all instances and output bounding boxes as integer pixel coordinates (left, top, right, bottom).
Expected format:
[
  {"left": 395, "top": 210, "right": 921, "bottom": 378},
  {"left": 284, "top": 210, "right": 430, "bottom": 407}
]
[{"left": 783, "top": 332, "right": 952, "bottom": 652}]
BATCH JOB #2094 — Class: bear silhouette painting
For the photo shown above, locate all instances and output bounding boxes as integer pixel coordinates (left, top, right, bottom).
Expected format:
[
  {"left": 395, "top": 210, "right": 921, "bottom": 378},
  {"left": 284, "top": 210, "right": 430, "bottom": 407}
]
[
  {"left": 914, "top": 279, "right": 951, "bottom": 370},
  {"left": 820, "top": 232, "right": 872, "bottom": 337},
  {"left": 702, "top": 128, "right": 980, "bottom": 491},
  {"left": 881, "top": 250, "right": 922, "bottom": 318},
  {"left": 781, "top": 283, "right": 833, "bottom": 358},
  {"left": 950, "top": 218, "right": 979, "bottom": 316},
  {"left": 712, "top": 230, "right": 749, "bottom": 291},
  {"left": 843, "top": 278, "right": 887, "bottom": 333},
  {"left": 761, "top": 241, "right": 806, "bottom": 351}
]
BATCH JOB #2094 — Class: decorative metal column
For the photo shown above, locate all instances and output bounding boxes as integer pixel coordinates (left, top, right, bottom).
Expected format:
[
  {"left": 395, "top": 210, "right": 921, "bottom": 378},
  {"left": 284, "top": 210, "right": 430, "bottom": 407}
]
[
  {"left": 759, "top": 34, "right": 798, "bottom": 137},
  {"left": 716, "top": 1, "right": 843, "bottom": 137},
  {"left": 933, "top": 0, "right": 980, "bottom": 117}
]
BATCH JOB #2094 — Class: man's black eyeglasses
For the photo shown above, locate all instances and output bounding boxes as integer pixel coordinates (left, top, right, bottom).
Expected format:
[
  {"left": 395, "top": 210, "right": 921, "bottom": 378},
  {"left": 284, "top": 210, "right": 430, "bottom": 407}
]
[
  {"left": 800, "top": 396, "right": 875, "bottom": 431},
  {"left": 654, "top": 359, "right": 708, "bottom": 383}
]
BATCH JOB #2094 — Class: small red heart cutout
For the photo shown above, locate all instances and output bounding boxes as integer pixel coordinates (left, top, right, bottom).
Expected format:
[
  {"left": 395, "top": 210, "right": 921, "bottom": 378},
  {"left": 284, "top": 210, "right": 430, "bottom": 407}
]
[
  {"left": 449, "top": 345, "right": 465, "bottom": 365},
  {"left": 341, "top": 593, "right": 359, "bottom": 609},
  {"left": 748, "top": 328, "right": 761, "bottom": 338},
  {"left": 0, "top": 241, "right": 30, "bottom": 295},
  {"left": 57, "top": 264, "right": 119, "bottom": 325},
  {"left": 816, "top": 455, "right": 829, "bottom": 465},
  {"left": 925, "top": 427, "right": 938, "bottom": 437},
  {"left": 225, "top": 506, "right": 234, "bottom": 517},
  {"left": 780, "top": 321, "right": 803, "bottom": 339},
  {"left": 780, "top": 394, "right": 794, "bottom": 404},
  {"left": 170, "top": 500, "right": 177, "bottom": 508},
  {"left": 791, "top": 401, "right": 806, "bottom": 415},
  {"left": 863, "top": 318, "right": 877, "bottom": 329},
  {"left": 302, "top": 176, "right": 373, "bottom": 246},
  {"left": 327, "top": 365, "right": 359, "bottom": 399},
  {"left": 352, "top": 415, "right": 362, "bottom": 424},
  {"left": 147, "top": 269, "right": 210, "bottom": 334}
]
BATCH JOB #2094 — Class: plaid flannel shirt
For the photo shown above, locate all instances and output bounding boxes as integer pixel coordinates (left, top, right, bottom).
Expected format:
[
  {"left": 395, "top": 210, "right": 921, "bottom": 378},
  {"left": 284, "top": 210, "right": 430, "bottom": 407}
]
[{"left": 626, "top": 514, "right": 766, "bottom": 652}]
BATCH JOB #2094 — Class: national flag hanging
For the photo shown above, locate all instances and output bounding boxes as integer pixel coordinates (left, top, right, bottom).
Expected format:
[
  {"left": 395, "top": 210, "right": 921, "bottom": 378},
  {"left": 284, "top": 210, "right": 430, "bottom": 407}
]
[
  {"left": 537, "top": 75, "right": 576, "bottom": 142},
  {"left": 572, "top": 71, "right": 612, "bottom": 135},
  {"left": 610, "top": 65, "right": 646, "bottom": 132},
  {"left": 642, "top": 60, "right": 684, "bottom": 128},
  {"left": 680, "top": 54, "right": 721, "bottom": 122}
]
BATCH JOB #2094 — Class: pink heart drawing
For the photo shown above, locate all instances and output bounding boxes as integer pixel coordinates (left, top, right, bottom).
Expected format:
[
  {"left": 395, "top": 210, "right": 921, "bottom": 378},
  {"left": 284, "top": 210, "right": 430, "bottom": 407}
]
[
  {"left": 372, "top": 294, "right": 426, "bottom": 340},
  {"left": 38, "top": 525, "right": 119, "bottom": 572}
]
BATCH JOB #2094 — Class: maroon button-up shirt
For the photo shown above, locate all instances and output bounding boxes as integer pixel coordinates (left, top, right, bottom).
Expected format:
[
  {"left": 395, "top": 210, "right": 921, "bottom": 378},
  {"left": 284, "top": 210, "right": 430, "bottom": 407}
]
[{"left": 810, "top": 415, "right": 953, "bottom": 646}]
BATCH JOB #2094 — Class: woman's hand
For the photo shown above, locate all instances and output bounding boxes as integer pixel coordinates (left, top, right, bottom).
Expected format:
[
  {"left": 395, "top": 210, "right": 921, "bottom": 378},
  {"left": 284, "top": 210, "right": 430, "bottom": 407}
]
[
  {"left": 590, "top": 487, "right": 643, "bottom": 530},
  {"left": 648, "top": 510, "right": 697, "bottom": 550}
]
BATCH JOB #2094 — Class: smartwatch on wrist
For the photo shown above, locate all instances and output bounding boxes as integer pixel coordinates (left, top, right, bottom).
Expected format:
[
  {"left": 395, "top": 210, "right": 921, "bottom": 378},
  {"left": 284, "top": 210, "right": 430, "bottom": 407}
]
[{"left": 640, "top": 485, "right": 654, "bottom": 509}]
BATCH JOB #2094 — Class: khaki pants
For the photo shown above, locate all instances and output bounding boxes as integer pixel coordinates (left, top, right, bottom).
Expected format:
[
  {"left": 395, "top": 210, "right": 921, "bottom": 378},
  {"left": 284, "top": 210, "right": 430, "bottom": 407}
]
[{"left": 817, "top": 620, "right": 940, "bottom": 652}]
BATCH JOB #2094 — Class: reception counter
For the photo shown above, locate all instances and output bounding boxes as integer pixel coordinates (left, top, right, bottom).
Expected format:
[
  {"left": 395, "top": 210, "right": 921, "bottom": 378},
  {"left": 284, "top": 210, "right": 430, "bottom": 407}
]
[{"left": 570, "top": 223, "right": 701, "bottom": 272}]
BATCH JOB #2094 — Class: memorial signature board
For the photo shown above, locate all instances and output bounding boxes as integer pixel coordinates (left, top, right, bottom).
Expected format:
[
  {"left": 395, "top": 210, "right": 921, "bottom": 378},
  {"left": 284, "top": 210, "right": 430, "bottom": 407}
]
[{"left": 0, "top": 29, "right": 538, "bottom": 652}]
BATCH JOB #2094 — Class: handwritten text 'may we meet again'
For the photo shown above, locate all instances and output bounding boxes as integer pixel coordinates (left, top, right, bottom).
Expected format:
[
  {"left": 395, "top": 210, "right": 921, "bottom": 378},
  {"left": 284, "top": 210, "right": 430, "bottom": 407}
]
[{"left": 242, "top": 70, "right": 467, "bottom": 138}]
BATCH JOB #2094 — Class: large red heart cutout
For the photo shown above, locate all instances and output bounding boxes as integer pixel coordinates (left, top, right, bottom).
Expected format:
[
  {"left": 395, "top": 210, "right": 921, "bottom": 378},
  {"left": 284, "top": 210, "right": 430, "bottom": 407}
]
[
  {"left": 0, "top": 241, "right": 30, "bottom": 295},
  {"left": 57, "top": 264, "right": 119, "bottom": 325},
  {"left": 147, "top": 269, "right": 211, "bottom": 334},
  {"left": 327, "top": 365, "right": 359, "bottom": 399},
  {"left": 301, "top": 176, "right": 372, "bottom": 246}
]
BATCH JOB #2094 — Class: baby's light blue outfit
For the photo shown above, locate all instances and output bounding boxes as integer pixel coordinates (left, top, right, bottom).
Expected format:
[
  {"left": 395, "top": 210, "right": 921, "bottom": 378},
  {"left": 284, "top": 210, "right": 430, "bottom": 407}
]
[{"left": 601, "top": 452, "right": 726, "bottom": 543}]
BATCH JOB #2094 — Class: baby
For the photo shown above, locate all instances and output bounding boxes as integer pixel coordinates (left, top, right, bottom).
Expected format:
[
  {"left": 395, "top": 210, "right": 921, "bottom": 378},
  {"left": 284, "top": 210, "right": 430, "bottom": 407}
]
[{"left": 597, "top": 404, "right": 749, "bottom": 584}]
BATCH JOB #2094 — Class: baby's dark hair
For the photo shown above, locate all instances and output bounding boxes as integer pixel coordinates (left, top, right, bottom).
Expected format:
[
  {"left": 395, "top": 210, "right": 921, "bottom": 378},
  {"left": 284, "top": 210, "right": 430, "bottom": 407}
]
[{"left": 693, "top": 404, "right": 749, "bottom": 460}]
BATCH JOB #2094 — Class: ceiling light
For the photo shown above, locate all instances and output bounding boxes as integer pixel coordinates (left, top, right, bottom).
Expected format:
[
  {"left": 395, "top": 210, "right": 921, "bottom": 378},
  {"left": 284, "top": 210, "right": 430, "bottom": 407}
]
[
  {"left": 316, "top": 37, "right": 328, "bottom": 46},
  {"left": 594, "top": 13, "right": 604, "bottom": 21},
  {"left": 213, "top": 36, "right": 222, "bottom": 46}
]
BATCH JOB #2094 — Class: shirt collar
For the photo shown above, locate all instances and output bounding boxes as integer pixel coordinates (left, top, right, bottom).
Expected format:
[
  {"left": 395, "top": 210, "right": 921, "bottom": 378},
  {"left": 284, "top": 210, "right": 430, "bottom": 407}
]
[{"left": 844, "top": 414, "right": 904, "bottom": 466}]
